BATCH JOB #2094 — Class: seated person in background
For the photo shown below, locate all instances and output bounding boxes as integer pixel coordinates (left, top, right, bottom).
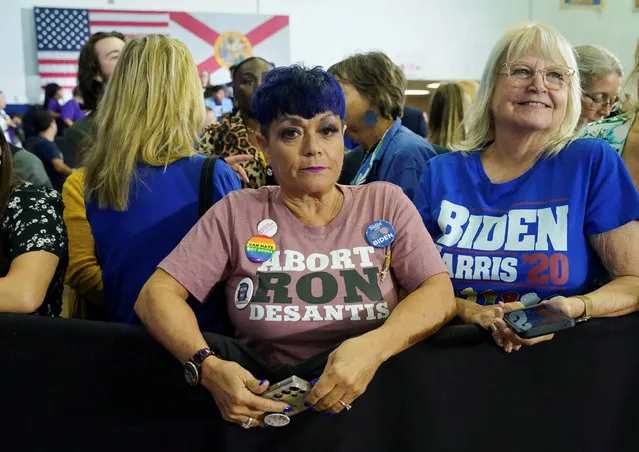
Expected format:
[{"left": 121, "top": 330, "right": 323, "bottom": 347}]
[
  {"left": 415, "top": 23, "right": 639, "bottom": 353},
  {"left": 9, "top": 142, "right": 51, "bottom": 187},
  {"left": 199, "top": 57, "right": 276, "bottom": 189},
  {"left": 63, "top": 32, "right": 126, "bottom": 161},
  {"left": 329, "top": 52, "right": 436, "bottom": 200},
  {"left": 83, "top": 35, "right": 243, "bottom": 326},
  {"left": 579, "top": 40, "right": 639, "bottom": 190},
  {"left": 574, "top": 44, "right": 623, "bottom": 130},
  {"left": 1, "top": 91, "right": 22, "bottom": 147},
  {"left": 30, "top": 109, "right": 74, "bottom": 191},
  {"left": 135, "top": 65, "right": 456, "bottom": 429},
  {"left": 427, "top": 81, "right": 469, "bottom": 154},
  {"left": 61, "top": 87, "right": 86, "bottom": 128},
  {"left": 401, "top": 105, "right": 429, "bottom": 138},
  {"left": 43, "top": 83, "right": 64, "bottom": 134},
  {"left": 0, "top": 131, "right": 68, "bottom": 316},
  {"left": 204, "top": 84, "right": 233, "bottom": 121}
]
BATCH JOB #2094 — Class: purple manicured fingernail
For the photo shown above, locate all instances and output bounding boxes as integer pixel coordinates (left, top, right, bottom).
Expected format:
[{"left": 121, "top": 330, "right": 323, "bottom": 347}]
[
  {"left": 258, "top": 379, "right": 267, "bottom": 386},
  {"left": 283, "top": 407, "right": 293, "bottom": 413},
  {"left": 303, "top": 402, "right": 311, "bottom": 407},
  {"left": 310, "top": 378, "right": 319, "bottom": 385},
  {"left": 326, "top": 413, "right": 334, "bottom": 418}
]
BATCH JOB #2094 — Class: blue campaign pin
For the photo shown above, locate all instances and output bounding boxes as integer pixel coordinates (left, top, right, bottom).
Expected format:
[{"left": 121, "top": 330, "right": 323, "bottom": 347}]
[{"left": 365, "top": 220, "right": 396, "bottom": 248}]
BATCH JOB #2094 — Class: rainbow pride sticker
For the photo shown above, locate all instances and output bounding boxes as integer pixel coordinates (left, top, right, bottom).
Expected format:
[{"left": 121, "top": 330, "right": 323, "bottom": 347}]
[{"left": 245, "top": 235, "right": 276, "bottom": 263}]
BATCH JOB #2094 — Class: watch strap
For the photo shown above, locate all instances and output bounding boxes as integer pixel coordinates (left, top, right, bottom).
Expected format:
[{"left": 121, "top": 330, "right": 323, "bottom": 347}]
[
  {"left": 575, "top": 295, "right": 593, "bottom": 323},
  {"left": 188, "top": 347, "right": 217, "bottom": 366}
]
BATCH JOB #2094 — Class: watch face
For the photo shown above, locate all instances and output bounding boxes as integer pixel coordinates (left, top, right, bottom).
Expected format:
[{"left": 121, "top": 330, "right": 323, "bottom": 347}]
[{"left": 184, "top": 362, "right": 199, "bottom": 386}]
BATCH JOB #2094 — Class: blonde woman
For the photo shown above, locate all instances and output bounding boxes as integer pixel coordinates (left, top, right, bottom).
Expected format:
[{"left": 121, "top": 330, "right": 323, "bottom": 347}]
[
  {"left": 427, "top": 81, "right": 469, "bottom": 152},
  {"left": 574, "top": 45, "right": 623, "bottom": 129},
  {"left": 415, "top": 23, "right": 639, "bottom": 352},
  {"left": 579, "top": 40, "right": 639, "bottom": 189},
  {"left": 83, "top": 35, "right": 243, "bottom": 326}
]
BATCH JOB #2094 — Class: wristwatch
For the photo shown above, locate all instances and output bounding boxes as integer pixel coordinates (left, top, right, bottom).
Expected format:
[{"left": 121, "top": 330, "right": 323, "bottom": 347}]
[{"left": 184, "top": 348, "right": 217, "bottom": 386}]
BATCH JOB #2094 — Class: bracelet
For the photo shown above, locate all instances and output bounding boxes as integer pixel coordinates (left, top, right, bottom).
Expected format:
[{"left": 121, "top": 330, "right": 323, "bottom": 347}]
[{"left": 574, "top": 295, "right": 593, "bottom": 323}]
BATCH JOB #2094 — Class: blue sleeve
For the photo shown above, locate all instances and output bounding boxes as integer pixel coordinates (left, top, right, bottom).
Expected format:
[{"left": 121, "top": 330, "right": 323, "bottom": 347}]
[
  {"left": 35, "top": 141, "right": 59, "bottom": 163},
  {"left": 212, "top": 158, "right": 242, "bottom": 204},
  {"left": 385, "top": 142, "right": 436, "bottom": 201},
  {"left": 584, "top": 139, "right": 639, "bottom": 234},
  {"left": 413, "top": 160, "right": 440, "bottom": 237}
]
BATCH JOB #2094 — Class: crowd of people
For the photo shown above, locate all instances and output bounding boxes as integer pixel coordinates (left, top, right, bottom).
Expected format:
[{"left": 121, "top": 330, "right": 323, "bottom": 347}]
[{"left": 1, "top": 21, "right": 638, "bottom": 430}]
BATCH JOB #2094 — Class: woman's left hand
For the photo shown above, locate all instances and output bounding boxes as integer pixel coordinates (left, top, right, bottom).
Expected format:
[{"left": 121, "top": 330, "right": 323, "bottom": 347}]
[
  {"left": 224, "top": 154, "right": 254, "bottom": 185},
  {"left": 304, "top": 336, "right": 384, "bottom": 415}
]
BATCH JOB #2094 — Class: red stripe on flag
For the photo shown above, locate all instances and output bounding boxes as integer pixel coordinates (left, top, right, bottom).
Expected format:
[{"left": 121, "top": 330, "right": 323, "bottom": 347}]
[
  {"left": 90, "top": 9, "right": 168, "bottom": 14},
  {"left": 89, "top": 20, "right": 169, "bottom": 27},
  {"left": 245, "top": 16, "right": 289, "bottom": 46},
  {"left": 40, "top": 72, "right": 77, "bottom": 78},
  {"left": 196, "top": 57, "right": 221, "bottom": 76},
  {"left": 169, "top": 12, "right": 219, "bottom": 45},
  {"left": 38, "top": 59, "right": 78, "bottom": 65}
]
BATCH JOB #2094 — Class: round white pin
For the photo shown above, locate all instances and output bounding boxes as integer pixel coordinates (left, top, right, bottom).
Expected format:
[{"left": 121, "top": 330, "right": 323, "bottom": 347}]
[
  {"left": 264, "top": 413, "right": 290, "bottom": 427},
  {"left": 257, "top": 219, "right": 278, "bottom": 237},
  {"left": 233, "top": 277, "right": 254, "bottom": 310}
]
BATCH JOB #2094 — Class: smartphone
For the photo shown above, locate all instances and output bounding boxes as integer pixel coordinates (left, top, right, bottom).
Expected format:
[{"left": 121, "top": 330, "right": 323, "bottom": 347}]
[
  {"left": 503, "top": 304, "right": 575, "bottom": 339},
  {"left": 261, "top": 376, "right": 312, "bottom": 417}
]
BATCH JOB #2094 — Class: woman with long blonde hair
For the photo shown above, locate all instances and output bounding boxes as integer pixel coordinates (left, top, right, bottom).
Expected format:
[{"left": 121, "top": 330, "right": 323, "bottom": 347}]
[
  {"left": 427, "top": 81, "right": 469, "bottom": 152},
  {"left": 83, "top": 35, "right": 243, "bottom": 326}
]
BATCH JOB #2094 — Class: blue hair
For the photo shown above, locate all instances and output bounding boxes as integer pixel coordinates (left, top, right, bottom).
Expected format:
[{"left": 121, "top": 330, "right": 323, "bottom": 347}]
[{"left": 251, "top": 65, "right": 346, "bottom": 135}]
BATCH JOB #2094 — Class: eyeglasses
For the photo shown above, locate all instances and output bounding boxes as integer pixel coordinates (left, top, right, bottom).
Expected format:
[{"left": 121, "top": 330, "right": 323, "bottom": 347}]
[
  {"left": 582, "top": 93, "right": 619, "bottom": 110},
  {"left": 499, "top": 62, "right": 575, "bottom": 90}
]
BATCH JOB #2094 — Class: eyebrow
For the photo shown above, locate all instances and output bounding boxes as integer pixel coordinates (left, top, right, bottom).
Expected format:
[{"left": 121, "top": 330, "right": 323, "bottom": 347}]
[
  {"left": 277, "top": 113, "right": 337, "bottom": 125},
  {"left": 106, "top": 49, "right": 120, "bottom": 57}
]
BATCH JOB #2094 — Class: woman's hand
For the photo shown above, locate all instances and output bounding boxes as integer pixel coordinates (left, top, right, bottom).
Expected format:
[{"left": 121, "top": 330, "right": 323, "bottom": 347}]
[
  {"left": 224, "top": 155, "right": 254, "bottom": 185},
  {"left": 201, "top": 358, "right": 290, "bottom": 428},
  {"left": 490, "top": 297, "right": 580, "bottom": 353},
  {"left": 304, "top": 336, "right": 384, "bottom": 415}
]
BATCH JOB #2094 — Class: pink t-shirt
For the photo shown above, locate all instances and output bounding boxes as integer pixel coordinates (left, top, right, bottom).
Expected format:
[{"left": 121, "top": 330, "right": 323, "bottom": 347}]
[{"left": 159, "top": 182, "right": 447, "bottom": 364}]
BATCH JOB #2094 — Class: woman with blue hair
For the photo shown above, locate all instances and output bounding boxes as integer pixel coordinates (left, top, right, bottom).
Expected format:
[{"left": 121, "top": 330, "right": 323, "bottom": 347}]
[{"left": 135, "top": 65, "right": 455, "bottom": 428}]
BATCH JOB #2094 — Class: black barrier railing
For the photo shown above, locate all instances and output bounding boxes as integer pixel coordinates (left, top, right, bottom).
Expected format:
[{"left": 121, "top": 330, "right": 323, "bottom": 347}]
[{"left": 1, "top": 313, "right": 638, "bottom": 452}]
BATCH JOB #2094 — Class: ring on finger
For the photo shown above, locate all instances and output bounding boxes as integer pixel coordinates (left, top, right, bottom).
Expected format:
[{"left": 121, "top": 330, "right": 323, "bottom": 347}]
[
  {"left": 338, "top": 400, "right": 352, "bottom": 411},
  {"left": 488, "top": 324, "right": 497, "bottom": 333},
  {"left": 241, "top": 417, "right": 254, "bottom": 429}
]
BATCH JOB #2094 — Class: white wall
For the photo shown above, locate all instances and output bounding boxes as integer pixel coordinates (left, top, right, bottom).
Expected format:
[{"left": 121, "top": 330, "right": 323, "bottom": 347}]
[{"left": 3, "top": 0, "right": 639, "bottom": 103}]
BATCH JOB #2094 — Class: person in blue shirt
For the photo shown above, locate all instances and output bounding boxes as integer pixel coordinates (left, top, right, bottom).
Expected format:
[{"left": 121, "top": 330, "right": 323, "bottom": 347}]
[
  {"left": 415, "top": 23, "right": 639, "bottom": 352},
  {"left": 204, "top": 85, "right": 234, "bottom": 121},
  {"left": 30, "top": 109, "right": 74, "bottom": 191},
  {"left": 328, "top": 52, "right": 436, "bottom": 200},
  {"left": 83, "top": 35, "right": 247, "bottom": 327}
]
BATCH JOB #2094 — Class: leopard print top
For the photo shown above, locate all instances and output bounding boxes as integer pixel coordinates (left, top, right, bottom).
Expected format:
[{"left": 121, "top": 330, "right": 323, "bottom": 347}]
[{"left": 198, "top": 112, "right": 269, "bottom": 189}]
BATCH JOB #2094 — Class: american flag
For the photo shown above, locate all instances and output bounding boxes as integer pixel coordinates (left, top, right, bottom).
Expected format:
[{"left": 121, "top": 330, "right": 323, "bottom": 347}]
[
  {"left": 33, "top": 7, "right": 290, "bottom": 99},
  {"left": 34, "top": 7, "right": 170, "bottom": 94}
]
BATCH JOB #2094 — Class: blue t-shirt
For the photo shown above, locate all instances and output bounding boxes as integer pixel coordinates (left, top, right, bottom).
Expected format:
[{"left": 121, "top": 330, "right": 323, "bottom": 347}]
[
  {"left": 414, "top": 138, "right": 639, "bottom": 306},
  {"left": 30, "top": 136, "right": 67, "bottom": 191},
  {"left": 363, "top": 118, "right": 436, "bottom": 201},
  {"left": 86, "top": 155, "right": 241, "bottom": 325}
]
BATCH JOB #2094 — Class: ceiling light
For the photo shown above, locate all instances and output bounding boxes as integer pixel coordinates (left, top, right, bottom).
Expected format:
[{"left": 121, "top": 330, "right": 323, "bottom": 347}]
[
  {"left": 426, "top": 82, "right": 440, "bottom": 89},
  {"left": 405, "top": 89, "right": 430, "bottom": 96}
]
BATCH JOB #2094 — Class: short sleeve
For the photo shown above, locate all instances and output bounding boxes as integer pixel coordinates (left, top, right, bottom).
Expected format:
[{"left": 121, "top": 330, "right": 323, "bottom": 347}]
[
  {"left": 584, "top": 139, "right": 639, "bottom": 234},
  {"left": 413, "top": 160, "right": 440, "bottom": 237},
  {"left": 212, "top": 159, "right": 241, "bottom": 203},
  {"left": 2, "top": 185, "right": 68, "bottom": 260},
  {"left": 387, "top": 185, "right": 448, "bottom": 293},
  {"left": 158, "top": 195, "right": 234, "bottom": 302}
]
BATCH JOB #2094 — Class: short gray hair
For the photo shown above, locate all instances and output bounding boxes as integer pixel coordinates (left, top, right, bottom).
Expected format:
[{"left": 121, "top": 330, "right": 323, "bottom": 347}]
[
  {"left": 456, "top": 23, "right": 581, "bottom": 157},
  {"left": 574, "top": 44, "right": 623, "bottom": 91}
]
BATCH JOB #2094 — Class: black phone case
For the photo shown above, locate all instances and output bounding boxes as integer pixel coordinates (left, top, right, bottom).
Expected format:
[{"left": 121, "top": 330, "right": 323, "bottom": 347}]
[{"left": 503, "top": 304, "right": 576, "bottom": 339}]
